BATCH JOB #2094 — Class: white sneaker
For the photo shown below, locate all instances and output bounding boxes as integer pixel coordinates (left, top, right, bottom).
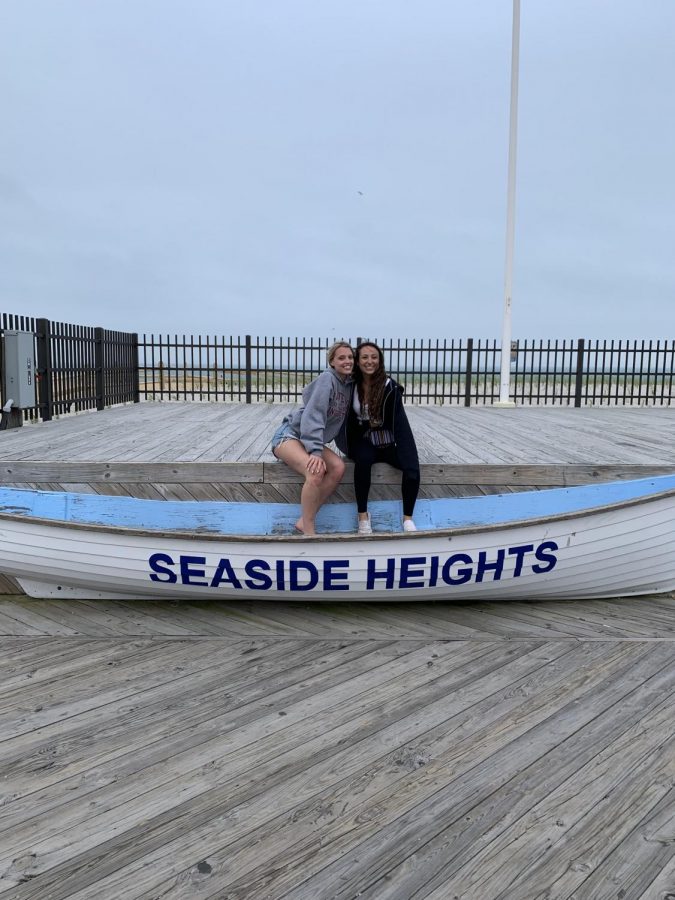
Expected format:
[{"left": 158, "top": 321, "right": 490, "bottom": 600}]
[
  {"left": 357, "top": 515, "right": 372, "bottom": 536},
  {"left": 402, "top": 519, "right": 417, "bottom": 532}
]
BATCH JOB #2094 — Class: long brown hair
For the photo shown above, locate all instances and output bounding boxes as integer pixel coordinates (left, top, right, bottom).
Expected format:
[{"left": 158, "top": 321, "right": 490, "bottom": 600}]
[{"left": 355, "top": 342, "right": 387, "bottom": 426}]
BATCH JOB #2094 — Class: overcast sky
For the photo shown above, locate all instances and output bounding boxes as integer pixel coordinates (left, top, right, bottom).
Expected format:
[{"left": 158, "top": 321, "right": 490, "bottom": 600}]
[{"left": 2, "top": 0, "right": 674, "bottom": 340}]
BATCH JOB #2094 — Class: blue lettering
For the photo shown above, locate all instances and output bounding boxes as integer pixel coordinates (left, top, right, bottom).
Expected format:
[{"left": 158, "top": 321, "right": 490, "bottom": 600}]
[
  {"left": 210, "top": 557, "right": 243, "bottom": 589},
  {"left": 399, "top": 556, "right": 427, "bottom": 589},
  {"left": 428, "top": 555, "right": 439, "bottom": 588},
  {"left": 244, "top": 559, "right": 272, "bottom": 590},
  {"left": 442, "top": 553, "right": 473, "bottom": 586},
  {"left": 533, "top": 541, "right": 559, "bottom": 574},
  {"left": 276, "top": 559, "right": 285, "bottom": 590},
  {"left": 324, "top": 559, "right": 350, "bottom": 591},
  {"left": 149, "top": 553, "right": 177, "bottom": 584},
  {"left": 289, "top": 560, "right": 319, "bottom": 591},
  {"left": 508, "top": 544, "right": 534, "bottom": 578},
  {"left": 367, "top": 558, "right": 396, "bottom": 590},
  {"left": 476, "top": 549, "right": 506, "bottom": 582},
  {"left": 180, "top": 555, "right": 209, "bottom": 586}
]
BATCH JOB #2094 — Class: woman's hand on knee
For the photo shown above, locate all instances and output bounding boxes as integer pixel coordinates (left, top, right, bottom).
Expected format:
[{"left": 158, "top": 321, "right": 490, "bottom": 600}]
[{"left": 306, "top": 455, "right": 326, "bottom": 477}]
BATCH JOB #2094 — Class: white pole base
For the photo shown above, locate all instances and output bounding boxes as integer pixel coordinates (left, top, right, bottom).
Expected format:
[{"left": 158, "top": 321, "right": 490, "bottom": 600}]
[{"left": 493, "top": 401, "right": 517, "bottom": 408}]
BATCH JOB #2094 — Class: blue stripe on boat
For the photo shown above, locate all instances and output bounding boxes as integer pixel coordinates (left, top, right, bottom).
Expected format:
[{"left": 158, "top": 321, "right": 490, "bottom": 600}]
[{"left": 1, "top": 475, "right": 675, "bottom": 535}]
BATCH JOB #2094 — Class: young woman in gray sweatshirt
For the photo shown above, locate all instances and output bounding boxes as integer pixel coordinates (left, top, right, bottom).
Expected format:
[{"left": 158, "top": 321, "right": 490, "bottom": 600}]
[{"left": 271, "top": 341, "right": 354, "bottom": 535}]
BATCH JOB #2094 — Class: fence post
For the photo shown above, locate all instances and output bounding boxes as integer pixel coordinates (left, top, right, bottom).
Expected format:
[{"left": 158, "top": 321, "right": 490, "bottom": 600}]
[
  {"left": 574, "top": 338, "right": 585, "bottom": 408},
  {"left": 464, "top": 338, "right": 473, "bottom": 407},
  {"left": 94, "top": 327, "right": 104, "bottom": 410},
  {"left": 35, "top": 317, "right": 53, "bottom": 422},
  {"left": 245, "top": 335, "right": 252, "bottom": 403},
  {"left": 132, "top": 333, "right": 140, "bottom": 403}
]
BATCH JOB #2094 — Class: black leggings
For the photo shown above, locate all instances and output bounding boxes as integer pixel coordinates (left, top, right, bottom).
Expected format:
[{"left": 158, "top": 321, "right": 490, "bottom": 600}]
[{"left": 352, "top": 442, "right": 420, "bottom": 516}]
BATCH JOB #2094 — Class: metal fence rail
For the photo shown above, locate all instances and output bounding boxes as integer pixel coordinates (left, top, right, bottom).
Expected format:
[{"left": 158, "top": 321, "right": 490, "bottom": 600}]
[
  {"left": 1, "top": 313, "right": 138, "bottom": 421},
  {"left": 2, "top": 315, "right": 673, "bottom": 423},
  {"left": 138, "top": 334, "right": 675, "bottom": 406}
]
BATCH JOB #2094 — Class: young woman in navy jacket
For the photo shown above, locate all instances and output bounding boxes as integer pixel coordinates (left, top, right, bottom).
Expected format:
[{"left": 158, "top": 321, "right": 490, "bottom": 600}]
[{"left": 337, "top": 342, "right": 420, "bottom": 534}]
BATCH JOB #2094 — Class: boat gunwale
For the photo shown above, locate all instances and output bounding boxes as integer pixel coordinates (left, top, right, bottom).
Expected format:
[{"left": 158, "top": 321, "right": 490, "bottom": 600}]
[{"left": 1, "top": 485, "right": 674, "bottom": 543}]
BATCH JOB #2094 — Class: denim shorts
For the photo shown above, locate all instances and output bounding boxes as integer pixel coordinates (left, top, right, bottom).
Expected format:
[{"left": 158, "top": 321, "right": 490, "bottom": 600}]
[{"left": 271, "top": 418, "right": 299, "bottom": 453}]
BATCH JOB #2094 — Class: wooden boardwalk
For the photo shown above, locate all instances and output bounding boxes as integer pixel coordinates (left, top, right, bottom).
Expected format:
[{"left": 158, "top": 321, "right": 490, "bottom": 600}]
[
  {"left": 2, "top": 403, "right": 675, "bottom": 897},
  {"left": 0, "top": 403, "right": 673, "bottom": 504},
  {"left": 2, "top": 402, "right": 675, "bottom": 465},
  {"left": 2, "top": 595, "right": 675, "bottom": 898}
]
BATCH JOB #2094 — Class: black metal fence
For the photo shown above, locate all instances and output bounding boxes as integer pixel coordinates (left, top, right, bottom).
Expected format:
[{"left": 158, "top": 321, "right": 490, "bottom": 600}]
[
  {"left": 138, "top": 334, "right": 675, "bottom": 406},
  {"left": 2, "top": 315, "right": 673, "bottom": 423},
  {"left": 0, "top": 313, "right": 139, "bottom": 422}
]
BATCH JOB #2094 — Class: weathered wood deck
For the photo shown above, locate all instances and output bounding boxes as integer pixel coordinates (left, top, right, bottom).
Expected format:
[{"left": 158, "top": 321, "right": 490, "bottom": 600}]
[
  {"left": 2, "top": 403, "right": 675, "bottom": 897},
  {"left": 2, "top": 595, "right": 675, "bottom": 898},
  {"left": 0, "top": 403, "right": 673, "bottom": 501}
]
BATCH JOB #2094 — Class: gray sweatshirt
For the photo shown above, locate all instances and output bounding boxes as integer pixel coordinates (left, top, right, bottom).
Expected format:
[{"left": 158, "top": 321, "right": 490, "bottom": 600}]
[{"left": 286, "top": 368, "right": 353, "bottom": 456}]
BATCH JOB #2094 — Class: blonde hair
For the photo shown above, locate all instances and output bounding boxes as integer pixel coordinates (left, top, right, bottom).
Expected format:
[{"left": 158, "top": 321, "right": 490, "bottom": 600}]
[{"left": 326, "top": 341, "right": 354, "bottom": 367}]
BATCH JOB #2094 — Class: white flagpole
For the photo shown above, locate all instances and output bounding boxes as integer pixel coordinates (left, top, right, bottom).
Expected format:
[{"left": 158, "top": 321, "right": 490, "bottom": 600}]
[{"left": 497, "top": 0, "right": 520, "bottom": 406}]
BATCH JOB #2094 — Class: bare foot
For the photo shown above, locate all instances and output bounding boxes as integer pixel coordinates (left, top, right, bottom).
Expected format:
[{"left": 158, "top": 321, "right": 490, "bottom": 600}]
[{"left": 294, "top": 517, "right": 304, "bottom": 533}]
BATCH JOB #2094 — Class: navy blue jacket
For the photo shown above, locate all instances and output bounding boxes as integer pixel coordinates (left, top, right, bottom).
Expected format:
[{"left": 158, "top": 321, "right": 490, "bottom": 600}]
[{"left": 335, "top": 377, "right": 419, "bottom": 471}]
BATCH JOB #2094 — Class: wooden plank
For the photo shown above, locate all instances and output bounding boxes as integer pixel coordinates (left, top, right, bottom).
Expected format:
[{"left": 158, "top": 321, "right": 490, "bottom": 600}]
[
  {"left": 0, "top": 641, "right": 409, "bottom": 810},
  {"left": 248, "top": 644, "right": 675, "bottom": 900},
  {"left": 244, "top": 404, "right": 296, "bottom": 462},
  {"left": 3, "top": 596, "right": 675, "bottom": 642},
  {"left": 219, "top": 601, "right": 359, "bottom": 638},
  {"left": 0, "top": 607, "right": 51, "bottom": 636},
  {"left": 41, "top": 641, "right": 637, "bottom": 899},
  {"left": 0, "top": 638, "right": 175, "bottom": 694},
  {"left": 112, "top": 482, "right": 166, "bottom": 500},
  {"left": 2, "top": 404, "right": 675, "bottom": 466},
  {"left": 0, "top": 461, "right": 263, "bottom": 483},
  {"left": 53, "top": 599, "right": 204, "bottom": 637},
  {"left": 4, "top": 598, "right": 140, "bottom": 637},
  {"left": 93, "top": 405, "right": 214, "bottom": 463},
  {"left": 1, "top": 643, "right": 449, "bottom": 864},
  {"left": 262, "top": 461, "right": 675, "bottom": 485},
  {"left": 0, "top": 598, "right": 81, "bottom": 636},
  {"left": 495, "top": 775, "right": 675, "bottom": 900},
  {"left": 0, "top": 638, "right": 222, "bottom": 721},
  {"left": 130, "top": 600, "right": 307, "bottom": 637},
  {"left": 330, "top": 740, "right": 670, "bottom": 898},
  {"left": 0, "top": 641, "right": 526, "bottom": 893},
  {"left": 0, "top": 640, "right": 336, "bottom": 791},
  {"left": 0, "top": 574, "right": 20, "bottom": 594},
  {"left": 636, "top": 854, "right": 675, "bottom": 899},
  {"left": 376, "top": 695, "right": 675, "bottom": 898},
  {"left": 237, "top": 482, "right": 297, "bottom": 503},
  {"left": 4, "top": 635, "right": 675, "bottom": 898},
  {"left": 0, "top": 637, "right": 263, "bottom": 738},
  {"left": 520, "top": 597, "right": 675, "bottom": 640},
  {"left": 0, "top": 641, "right": 409, "bottom": 811},
  {"left": 426, "top": 702, "right": 675, "bottom": 900},
  {"left": 213, "top": 406, "right": 288, "bottom": 464},
  {"left": 151, "top": 406, "right": 259, "bottom": 463},
  {"left": 0, "top": 636, "right": 109, "bottom": 672},
  {"left": 230, "top": 601, "right": 420, "bottom": 639},
  {"left": 418, "top": 407, "right": 525, "bottom": 465},
  {"left": 95, "top": 599, "right": 267, "bottom": 637}
]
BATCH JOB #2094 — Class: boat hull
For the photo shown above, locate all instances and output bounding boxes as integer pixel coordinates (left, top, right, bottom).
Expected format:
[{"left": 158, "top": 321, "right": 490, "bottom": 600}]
[{"left": 2, "top": 494, "right": 675, "bottom": 601}]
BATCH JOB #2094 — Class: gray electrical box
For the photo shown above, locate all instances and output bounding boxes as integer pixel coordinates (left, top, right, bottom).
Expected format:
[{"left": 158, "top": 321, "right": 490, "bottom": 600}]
[{"left": 2, "top": 331, "right": 36, "bottom": 409}]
